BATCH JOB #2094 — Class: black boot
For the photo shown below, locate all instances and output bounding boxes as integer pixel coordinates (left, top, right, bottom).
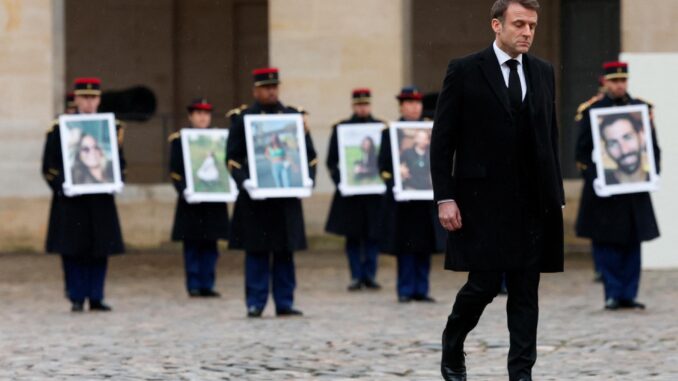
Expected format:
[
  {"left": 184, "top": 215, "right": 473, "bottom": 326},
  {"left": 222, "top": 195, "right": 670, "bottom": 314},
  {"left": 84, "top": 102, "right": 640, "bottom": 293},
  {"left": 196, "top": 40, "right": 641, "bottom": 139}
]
[{"left": 441, "top": 314, "right": 468, "bottom": 381}]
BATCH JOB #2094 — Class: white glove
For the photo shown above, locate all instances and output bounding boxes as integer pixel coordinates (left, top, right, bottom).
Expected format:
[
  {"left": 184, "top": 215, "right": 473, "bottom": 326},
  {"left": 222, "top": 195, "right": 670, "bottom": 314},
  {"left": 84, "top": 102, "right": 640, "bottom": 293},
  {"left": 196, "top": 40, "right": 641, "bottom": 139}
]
[
  {"left": 62, "top": 185, "right": 79, "bottom": 198},
  {"left": 337, "top": 183, "right": 346, "bottom": 195},
  {"left": 243, "top": 179, "right": 264, "bottom": 199},
  {"left": 303, "top": 178, "right": 314, "bottom": 188}
]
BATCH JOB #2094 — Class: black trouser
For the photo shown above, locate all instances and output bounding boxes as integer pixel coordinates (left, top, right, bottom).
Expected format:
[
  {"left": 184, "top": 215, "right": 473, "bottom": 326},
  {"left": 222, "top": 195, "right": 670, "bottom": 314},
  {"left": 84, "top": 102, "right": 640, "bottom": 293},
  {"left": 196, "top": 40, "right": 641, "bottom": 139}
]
[{"left": 443, "top": 270, "right": 540, "bottom": 380}]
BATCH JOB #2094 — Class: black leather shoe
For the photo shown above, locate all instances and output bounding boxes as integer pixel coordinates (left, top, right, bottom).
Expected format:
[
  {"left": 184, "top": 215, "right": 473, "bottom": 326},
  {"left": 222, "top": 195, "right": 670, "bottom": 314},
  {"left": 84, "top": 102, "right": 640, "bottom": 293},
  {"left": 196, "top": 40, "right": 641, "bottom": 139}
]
[
  {"left": 442, "top": 319, "right": 468, "bottom": 381},
  {"left": 247, "top": 306, "right": 263, "bottom": 318},
  {"left": 89, "top": 301, "right": 112, "bottom": 312},
  {"left": 620, "top": 299, "right": 646, "bottom": 309},
  {"left": 71, "top": 302, "right": 84, "bottom": 312},
  {"left": 604, "top": 298, "right": 620, "bottom": 310},
  {"left": 276, "top": 308, "right": 303, "bottom": 317},
  {"left": 347, "top": 279, "right": 362, "bottom": 291},
  {"left": 413, "top": 295, "right": 436, "bottom": 303},
  {"left": 441, "top": 366, "right": 467, "bottom": 381},
  {"left": 363, "top": 279, "right": 382, "bottom": 290},
  {"left": 188, "top": 289, "right": 201, "bottom": 297},
  {"left": 200, "top": 289, "right": 221, "bottom": 297},
  {"left": 398, "top": 296, "right": 412, "bottom": 303},
  {"left": 515, "top": 377, "right": 533, "bottom": 381}
]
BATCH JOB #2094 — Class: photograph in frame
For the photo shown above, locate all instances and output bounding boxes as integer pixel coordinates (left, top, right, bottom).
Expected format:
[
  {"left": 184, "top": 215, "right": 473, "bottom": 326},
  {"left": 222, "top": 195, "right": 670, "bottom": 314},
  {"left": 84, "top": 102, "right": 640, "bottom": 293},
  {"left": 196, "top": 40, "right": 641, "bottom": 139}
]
[
  {"left": 181, "top": 128, "right": 238, "bottom": 203},
  {"left": 58, "top": 113, "right": 124, "bottom": 195},
  {"left": 244, "top": 114, "right": 312, "bottom": 198},
  {"left": 589, "top": 104, "right": 659, "bottom": 197},
  {"left": 336, "top": 123, "right": 386, "bottom": 196},
  {"left": 389, "top": 121, "right": 434, "bottom": 201}
]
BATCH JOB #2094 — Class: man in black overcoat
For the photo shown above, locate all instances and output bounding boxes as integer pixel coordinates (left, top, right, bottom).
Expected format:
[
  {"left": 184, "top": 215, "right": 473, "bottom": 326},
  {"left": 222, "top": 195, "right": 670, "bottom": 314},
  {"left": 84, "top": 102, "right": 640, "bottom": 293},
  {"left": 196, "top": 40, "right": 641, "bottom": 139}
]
[
  {"left": 325, "top": 88, "right": 384, "bottom": 291},
  {"left": 378, "top": 86, "right": 446, "bottom": 303},
  {"left": 430, "top": 1, "right": 564, "bottom": 380},
  {"left": 42, "top": 77, "right": 126, "bottom": 313},
  {"left": 226, "top": 68, "right": 318, "bottom": 318},
  {"left": 575, "top": 61, "right": 660, "bottom": 310},
  {"left": 169, "top": 98, "right": 230, "bottom": 298}
]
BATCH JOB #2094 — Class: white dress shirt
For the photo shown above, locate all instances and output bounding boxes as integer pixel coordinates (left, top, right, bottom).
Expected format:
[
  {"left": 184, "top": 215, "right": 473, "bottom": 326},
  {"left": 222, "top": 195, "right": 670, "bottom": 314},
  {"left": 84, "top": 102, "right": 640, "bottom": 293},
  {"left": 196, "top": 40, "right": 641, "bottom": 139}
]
[{"left": 493, "top": 41, "right": 526, "bottom": 100}]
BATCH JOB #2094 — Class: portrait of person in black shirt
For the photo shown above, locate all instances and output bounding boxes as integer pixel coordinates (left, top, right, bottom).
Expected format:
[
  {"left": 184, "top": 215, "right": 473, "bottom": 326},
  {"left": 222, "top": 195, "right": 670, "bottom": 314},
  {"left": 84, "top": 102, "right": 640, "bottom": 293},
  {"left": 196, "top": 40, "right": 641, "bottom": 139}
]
[{"left": 399, "top": 129, "right": 432, "bottom": 190}]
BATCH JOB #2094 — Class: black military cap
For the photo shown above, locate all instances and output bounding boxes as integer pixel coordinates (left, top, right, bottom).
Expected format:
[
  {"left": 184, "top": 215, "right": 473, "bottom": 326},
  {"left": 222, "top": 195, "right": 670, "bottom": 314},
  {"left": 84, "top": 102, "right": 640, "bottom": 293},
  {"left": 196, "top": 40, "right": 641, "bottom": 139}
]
[
  {"left": 187, "top": 97, "right": 213, "bottom": 112},
  {"left": 73, "top": 77, "right": 102, "bottom": 96},
  {"left": 253, "top": 67, "right": 280, "bottom": 87}
]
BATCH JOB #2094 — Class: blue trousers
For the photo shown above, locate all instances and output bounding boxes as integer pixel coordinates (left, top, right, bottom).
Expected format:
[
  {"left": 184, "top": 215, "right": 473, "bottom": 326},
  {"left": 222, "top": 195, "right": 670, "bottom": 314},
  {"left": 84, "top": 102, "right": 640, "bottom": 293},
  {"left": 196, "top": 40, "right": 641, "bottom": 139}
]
[
  {"left": 592, "top": 242, "right": 641, "bottom": 301},
  {"left": 61, "top": 256, "right": 108, "bottom": 304},
  {"left": 397, "top": 253, "right": 431, "bottom": 298},
  {"left": 245, "top": 251, "right": 295, "bottom": 311},
  {"left": 183, "top": 240, "right": 219, "bottom": 292},
  {"left": 346, "top": 237, "right": 379, "bottom": 282}
]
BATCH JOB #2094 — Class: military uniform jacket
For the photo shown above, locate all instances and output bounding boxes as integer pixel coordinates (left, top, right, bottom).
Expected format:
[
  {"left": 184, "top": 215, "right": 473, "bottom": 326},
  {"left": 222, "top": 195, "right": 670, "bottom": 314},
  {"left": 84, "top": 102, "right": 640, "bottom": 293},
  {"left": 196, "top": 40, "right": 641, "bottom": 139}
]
[
  {"left": 169, "top": 129, "right": 230, "bottom": 242},
  {"left": 430, "top": 47, "right": 565, "bottom": 272},
  {"left": 226, "top": 101, "right": 318, "bottom": 252},
  {"left": 325, "top": 114, "right": 383, "bottom": 240},
  {"left": 377, "top": 117, "right": 446, "bottom": 256},
  {"left": 575, "top": 93, "right": 661, "bottom": 244},
  {"left": 41, "top": 119, "right": 126, "bottom": 257}
]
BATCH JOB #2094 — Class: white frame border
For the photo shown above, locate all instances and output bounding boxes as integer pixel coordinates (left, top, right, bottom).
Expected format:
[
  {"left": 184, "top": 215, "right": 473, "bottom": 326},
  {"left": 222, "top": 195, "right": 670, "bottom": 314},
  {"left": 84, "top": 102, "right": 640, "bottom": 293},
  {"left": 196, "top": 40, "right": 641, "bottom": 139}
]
[
  {"left": 180, "top": 128, "right": 238, "bottom": 203},
  {"left": 589, "top": 104, "right": 659, "bottom": 197},
  {"left": 58, "top": 112, "right": 124, "bottom": 195},
  {"left": 244, "top": 114, "right": 312, "bottom": 198},
  {"left": 389, "top": 121, "right": 434, "bottom": 201},
  {"left": 337, "top": 123, "right": 386, "bottom": 196}
]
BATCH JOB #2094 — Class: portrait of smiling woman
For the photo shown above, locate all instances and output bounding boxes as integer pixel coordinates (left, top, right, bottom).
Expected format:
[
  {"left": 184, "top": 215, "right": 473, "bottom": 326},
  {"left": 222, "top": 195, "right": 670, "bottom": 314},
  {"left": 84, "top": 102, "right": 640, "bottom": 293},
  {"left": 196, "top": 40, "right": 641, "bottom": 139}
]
[{"left": 71, "top": 133, "right": 114, "bottom": 185}]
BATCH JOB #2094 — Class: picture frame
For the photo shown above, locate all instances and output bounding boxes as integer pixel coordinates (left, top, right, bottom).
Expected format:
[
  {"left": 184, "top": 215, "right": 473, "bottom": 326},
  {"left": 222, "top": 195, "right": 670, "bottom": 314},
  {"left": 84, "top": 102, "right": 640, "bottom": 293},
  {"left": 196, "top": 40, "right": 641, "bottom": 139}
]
[
  {"left": 58, "top": 113, "right": 124, "bottom": 195},
  {"left": 336, "top": 123, "right": 386, "bottom": 196},
  {"left": 389, "top": 121, "right": 434, "bottom": 201},
  {"left": 244, "top": 114, "right": 313, "bottom": 199},
  {"left": 180, "top": 128, "right": 238, "bottom": 203},
  {"left": 589, "top": 104, "right": 659, "bottom": 197}
]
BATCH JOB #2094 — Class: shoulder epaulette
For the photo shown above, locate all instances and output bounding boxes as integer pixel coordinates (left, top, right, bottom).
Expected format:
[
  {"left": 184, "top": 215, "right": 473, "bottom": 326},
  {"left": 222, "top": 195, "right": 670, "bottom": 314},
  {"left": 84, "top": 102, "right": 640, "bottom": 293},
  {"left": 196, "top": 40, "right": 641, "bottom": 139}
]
[
  {"left": 575, "top": 96, "right": 600, "bottom": 122},
  {"left": 168, "top": 131, "right": 181, "bottom": 142},
  {"left": 635, "top": 97, "right": 654, "bottom": 108},
  {"left": 423, "top": 117, "right": 433, "bottom": 121},
  {"left": 47, "top": 119, "right": 59, "bottom": 133},
  {"left": 288, "top": 105, "right": 307, "bottom": 114},
  {"left": 226, "top": 104, "right": 248, "bottom": 118}
]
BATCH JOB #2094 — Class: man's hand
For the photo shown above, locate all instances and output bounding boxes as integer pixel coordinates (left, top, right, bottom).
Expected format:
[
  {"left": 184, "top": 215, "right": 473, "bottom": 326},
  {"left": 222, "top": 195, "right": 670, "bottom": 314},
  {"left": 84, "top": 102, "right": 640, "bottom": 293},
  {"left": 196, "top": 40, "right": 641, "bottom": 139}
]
[{"left": 438, "top": 201, "right": 462, "bottom": 231}]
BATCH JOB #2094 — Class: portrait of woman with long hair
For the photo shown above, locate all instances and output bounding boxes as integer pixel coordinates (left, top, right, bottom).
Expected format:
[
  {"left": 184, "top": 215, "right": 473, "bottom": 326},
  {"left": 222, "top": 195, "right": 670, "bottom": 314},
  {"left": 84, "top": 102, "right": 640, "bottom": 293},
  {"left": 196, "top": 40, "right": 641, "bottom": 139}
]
[{"left": 71, "top": 133, "right": 114, "bottom": 185}]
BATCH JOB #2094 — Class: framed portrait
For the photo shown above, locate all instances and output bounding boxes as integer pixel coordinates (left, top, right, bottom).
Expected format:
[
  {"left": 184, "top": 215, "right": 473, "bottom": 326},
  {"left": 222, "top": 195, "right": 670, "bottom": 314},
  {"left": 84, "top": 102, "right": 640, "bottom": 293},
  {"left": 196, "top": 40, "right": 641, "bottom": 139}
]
[
  {"left": 58, "top": 113, "right": 124, "bottom": 195},
  {"left": 336, "top": 123, "right": 386, "bottom": 196},
  {"left": 589, "top": 104, "right": 659, "bottom": 197},
  {"left": 244, "top": 114, "right": 312, "bottom": 198},
  {"left": 180, "top": 128, "right": 238, "bottom": 203},
  {"left": 389, "top": 121, "right": 434, "bottom": 201}
]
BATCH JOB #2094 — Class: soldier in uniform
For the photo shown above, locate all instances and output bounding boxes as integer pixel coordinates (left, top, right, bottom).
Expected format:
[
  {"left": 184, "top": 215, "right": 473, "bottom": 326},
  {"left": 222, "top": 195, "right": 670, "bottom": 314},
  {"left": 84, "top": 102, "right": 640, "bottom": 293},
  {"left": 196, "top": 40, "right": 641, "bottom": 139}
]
[
  {"left": 325, "top": 88, "right": 384, "bottom": 291},
  {"left": 226, "top": 68, "right": 318, "bottom": 318},
  {"left": 42, "top": 77, "right": 126, "bottom": 312},
  {"left": 575, "top": 61, "right": 661, "bottom": 310},
  {"left": 378, "top": 86, "right": 446, "bottom": 303},
  {"left": 168, "top": 98, "right": 229, "bottom": 298}
]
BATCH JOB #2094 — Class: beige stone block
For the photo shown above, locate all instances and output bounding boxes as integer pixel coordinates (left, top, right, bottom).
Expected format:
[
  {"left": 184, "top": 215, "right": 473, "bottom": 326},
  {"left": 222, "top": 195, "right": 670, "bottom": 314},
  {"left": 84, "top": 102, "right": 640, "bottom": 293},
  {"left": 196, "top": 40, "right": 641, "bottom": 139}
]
[{"left": 622, "top": 0, "right": 678, "bottom": 52}]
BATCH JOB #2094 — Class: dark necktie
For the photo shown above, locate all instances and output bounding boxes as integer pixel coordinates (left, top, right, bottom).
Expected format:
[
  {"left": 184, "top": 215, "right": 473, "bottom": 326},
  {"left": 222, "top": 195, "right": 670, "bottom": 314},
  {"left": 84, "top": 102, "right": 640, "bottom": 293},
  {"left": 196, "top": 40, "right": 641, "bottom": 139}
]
[{"left": 506, "top": 59, "right": 522, "bottom": 111}]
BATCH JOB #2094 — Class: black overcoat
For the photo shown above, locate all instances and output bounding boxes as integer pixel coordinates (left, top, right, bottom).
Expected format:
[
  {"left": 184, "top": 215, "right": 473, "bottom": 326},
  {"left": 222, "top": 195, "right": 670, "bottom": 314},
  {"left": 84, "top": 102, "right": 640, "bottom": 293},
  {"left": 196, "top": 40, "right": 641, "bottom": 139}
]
[
  {"left": 168, "top": 129, "right": 230, "bottom": 242},
  {"left": 378, "top": 118, "right": 446, "bottom": 256},
  {"left": 42, "top": 119, "right": 126, "bottom": 257},
  {"left": 430, "top": 46, "right": 565, "bottom": 273},
  {"left": 574, "top": 93, "right": 660, "bottom": 244},
  {"left": 225, "top": 102, "right": 317, "bottom": 252},
  {"left": 324, "top": 114, "right": 383, "bottom": 240}
]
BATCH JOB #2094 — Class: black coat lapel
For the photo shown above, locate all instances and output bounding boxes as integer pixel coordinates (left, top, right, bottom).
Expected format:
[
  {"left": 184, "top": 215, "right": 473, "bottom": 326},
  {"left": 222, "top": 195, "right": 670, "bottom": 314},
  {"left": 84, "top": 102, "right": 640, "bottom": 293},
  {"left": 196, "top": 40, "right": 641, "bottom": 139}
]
[
  {"left": 479, "top": 46, "right": 511, "bottom": 114},
  {"left": 523, "top": 54, "right": 541, "bottom": 115}
]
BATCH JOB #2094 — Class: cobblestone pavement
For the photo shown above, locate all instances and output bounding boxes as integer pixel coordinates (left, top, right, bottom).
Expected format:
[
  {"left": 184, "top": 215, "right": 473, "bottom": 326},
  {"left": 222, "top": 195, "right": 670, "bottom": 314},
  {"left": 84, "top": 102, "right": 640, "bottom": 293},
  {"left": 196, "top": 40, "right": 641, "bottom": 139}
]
[{"left": 0, "top": 250, "right": 677, "bottom": 380}]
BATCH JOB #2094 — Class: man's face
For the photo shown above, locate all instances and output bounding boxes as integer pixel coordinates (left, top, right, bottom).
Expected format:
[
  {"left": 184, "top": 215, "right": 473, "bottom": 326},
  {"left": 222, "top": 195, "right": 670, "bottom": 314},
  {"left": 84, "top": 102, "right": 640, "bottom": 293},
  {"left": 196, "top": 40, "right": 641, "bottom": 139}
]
[
  {"left": 602, "top": 118, "right": 644, "bottom": 175},
  {"left": 399, "top": 100, "right": 423, "bottom": 121},
  {"left": 352, "top": 103, "right": 371, "bottom": 118},
  {"left": 74, "top": 95, "right": 100, "bottom": 114},
  {"left": 605, "top": 78, "right": 628, "bottom": 99},
  {"left": 188, "top": 109, "right": 212, "bottom": 129},
  {"left": 253, "top": 84, "right": 279, "bottom": 105},
  {"left": 414, "top": 130, "right": 430, "bottom": 150},
  {"left": 492, "top": 3, "right": 538, "bottom": 57}
]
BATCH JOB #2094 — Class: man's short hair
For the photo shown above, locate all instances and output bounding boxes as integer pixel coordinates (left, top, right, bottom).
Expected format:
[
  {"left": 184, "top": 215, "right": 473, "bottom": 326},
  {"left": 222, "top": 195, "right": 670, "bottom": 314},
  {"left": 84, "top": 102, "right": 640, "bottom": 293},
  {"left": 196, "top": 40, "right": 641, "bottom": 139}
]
[
  {"left": 491, "top": 0, "right": 540, "bottom": 21},
  {"left": 600, "top": 113, "right": 643, "bottom": 137}
]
